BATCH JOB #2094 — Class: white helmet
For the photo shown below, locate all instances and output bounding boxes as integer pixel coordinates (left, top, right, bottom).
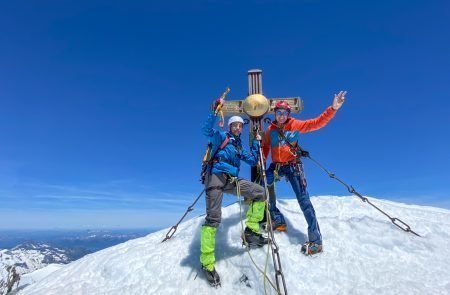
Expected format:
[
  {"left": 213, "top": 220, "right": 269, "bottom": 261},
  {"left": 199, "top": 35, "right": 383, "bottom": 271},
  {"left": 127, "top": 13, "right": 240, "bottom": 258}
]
[{"left": 227, "top": 116, "right": 244, "bottom": 127}]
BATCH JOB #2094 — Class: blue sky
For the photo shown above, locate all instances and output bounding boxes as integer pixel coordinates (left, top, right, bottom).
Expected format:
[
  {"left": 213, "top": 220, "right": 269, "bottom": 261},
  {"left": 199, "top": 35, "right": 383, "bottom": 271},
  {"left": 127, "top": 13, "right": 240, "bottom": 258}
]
[{"left": 1, "top": 0, "right": 449, "bottom": 229}]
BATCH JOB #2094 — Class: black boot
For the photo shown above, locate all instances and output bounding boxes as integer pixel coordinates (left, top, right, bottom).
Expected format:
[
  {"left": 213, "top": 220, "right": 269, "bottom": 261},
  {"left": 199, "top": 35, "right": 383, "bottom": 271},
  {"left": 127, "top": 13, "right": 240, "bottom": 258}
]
[
  {"left": 301, "top": 242, "right": 323, "bottom": 256},
  {"left": 243, "top": 227, "right": 269, "bottom": 248},
  {"left": 202, "top": 266, "right": 221, "bottom": 287}
]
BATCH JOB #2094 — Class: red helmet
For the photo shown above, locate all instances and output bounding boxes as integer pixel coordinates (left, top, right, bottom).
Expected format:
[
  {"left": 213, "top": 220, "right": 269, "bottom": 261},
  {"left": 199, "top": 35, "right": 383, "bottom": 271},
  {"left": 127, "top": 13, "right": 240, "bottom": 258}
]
[{"left": 274, "top": 100, "right": 291, "bottom": 112}]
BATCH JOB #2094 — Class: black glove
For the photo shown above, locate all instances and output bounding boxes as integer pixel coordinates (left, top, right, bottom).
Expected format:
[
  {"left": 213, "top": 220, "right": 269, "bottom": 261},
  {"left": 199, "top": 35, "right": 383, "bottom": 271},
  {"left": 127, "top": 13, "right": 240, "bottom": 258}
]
[{"left": 213, "top": 99, "right": 222, "bottom": 112}]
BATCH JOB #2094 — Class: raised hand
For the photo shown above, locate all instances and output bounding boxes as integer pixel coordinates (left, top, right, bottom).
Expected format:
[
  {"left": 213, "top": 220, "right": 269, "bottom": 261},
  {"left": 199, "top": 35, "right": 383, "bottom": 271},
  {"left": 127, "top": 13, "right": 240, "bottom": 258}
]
[
  {"left": 332, "top": 90, "right": 347, "bottom": 110},
  {"left": 213, "top": 97, "right": 224, "bottom": 112}
]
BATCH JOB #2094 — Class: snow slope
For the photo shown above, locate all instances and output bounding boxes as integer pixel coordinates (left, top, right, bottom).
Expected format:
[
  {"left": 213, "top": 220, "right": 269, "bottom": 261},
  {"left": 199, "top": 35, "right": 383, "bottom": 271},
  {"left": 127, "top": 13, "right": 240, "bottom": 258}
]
[
  {"left": 0, "top": 243, "right": 70, "bottom": 294},
  {"left": 19, "top": 196, "right": 450, "bottom": 295},
  {"left": 19, "top": 264, "right": 64, "bottom": 289}
]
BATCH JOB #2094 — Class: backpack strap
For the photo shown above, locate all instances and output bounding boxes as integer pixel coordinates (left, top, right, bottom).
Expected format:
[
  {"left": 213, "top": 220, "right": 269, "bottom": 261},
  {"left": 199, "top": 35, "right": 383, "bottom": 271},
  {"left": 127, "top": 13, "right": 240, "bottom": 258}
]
[
  {"left": 219, "top": 134, "right": 230, "bottom": 150},
  {"left": 200, "top": 133, "right": 230, "bottom": 183},
  {"left": 210, "top": 133, "right": 229, "bottom": 161}
]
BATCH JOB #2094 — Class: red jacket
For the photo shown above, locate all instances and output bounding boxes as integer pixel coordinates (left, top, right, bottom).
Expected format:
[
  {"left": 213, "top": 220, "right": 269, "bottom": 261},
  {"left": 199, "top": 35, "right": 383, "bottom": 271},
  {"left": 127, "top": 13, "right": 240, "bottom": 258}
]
[{"left": 263, "top": 106, "right": 336, "bottom": 163}]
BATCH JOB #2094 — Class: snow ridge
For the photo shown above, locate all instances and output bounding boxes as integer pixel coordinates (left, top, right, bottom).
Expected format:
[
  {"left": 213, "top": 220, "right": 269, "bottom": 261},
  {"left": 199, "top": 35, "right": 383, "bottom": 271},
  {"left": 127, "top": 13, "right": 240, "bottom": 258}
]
[{"left": 19, "top": 196, "right": 450, "bottom": 295}]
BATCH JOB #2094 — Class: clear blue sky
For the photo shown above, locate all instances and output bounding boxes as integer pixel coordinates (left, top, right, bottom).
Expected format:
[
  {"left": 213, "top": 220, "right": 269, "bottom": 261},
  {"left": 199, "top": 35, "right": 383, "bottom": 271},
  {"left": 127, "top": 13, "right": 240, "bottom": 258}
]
[{"left": 1, "top": 0, "right": 449, "bottom": 229}]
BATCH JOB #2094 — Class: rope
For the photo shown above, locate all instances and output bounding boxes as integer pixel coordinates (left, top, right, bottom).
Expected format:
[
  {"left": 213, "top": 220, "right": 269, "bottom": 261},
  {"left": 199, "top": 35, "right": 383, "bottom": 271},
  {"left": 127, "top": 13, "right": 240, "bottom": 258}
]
[
  {"left": 256, "top": 134, "right": 289, "bottom": 295},
  {"left": 232, "top": 177, "right": 278, "bottom": 294}
]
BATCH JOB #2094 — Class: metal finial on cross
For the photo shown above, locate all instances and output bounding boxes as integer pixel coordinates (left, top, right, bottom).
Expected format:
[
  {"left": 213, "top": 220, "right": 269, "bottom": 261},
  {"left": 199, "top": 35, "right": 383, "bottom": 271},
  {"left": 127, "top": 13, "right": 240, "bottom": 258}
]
[{"left": 214, "top": 69, "right": 304, "bottom": 181}]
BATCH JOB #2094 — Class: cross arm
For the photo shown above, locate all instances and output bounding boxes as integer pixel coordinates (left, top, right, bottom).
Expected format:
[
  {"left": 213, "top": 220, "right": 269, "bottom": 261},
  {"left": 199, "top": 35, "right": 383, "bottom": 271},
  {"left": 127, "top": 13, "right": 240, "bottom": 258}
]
[{"left": 211, "top": 97, "right": 303, "bottom": 116}]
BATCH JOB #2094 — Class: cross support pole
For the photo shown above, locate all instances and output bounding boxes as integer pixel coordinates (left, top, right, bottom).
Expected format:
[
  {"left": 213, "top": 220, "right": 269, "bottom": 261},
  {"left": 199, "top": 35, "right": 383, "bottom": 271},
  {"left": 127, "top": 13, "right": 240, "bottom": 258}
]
[{"left": 212, "top": 69, "right": 304, "bottom": 181}]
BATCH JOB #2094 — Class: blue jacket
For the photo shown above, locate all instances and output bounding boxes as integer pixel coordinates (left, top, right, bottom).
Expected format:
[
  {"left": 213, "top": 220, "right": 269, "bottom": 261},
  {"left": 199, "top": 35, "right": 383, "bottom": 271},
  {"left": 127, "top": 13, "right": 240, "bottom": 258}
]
[{"left": 202, "top": 113, "right": 259, "bottom": 177}]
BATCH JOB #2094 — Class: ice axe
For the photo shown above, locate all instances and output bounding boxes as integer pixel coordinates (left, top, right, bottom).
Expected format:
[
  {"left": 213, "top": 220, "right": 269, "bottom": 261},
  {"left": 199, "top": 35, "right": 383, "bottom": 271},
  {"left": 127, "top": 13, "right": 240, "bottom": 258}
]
[{"left": 214, "top": 87, "right": 230, "bottom": 128}]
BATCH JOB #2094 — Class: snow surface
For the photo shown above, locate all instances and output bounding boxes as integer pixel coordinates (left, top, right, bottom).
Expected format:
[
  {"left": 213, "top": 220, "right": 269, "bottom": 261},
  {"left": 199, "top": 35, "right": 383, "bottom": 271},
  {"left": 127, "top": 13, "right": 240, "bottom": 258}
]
[
  {"left": 19, "top": 264, "right": 63, "bottom": 288},
  {"left": 19, "top": 196, "right": 450, "bottom": 295},
  {"left": 0, "top": 243, "right": 70, "bottom": 294}
]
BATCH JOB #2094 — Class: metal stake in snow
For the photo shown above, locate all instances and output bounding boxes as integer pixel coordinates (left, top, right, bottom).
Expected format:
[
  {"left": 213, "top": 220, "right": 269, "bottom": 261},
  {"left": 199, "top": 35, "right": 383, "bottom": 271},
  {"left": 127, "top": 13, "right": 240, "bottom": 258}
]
[
  {"left": 307, "top": 155, "right": 422, "bottom": 237},
  {"left": 161, "top": 189, "right": 205, "bottom": 243}
]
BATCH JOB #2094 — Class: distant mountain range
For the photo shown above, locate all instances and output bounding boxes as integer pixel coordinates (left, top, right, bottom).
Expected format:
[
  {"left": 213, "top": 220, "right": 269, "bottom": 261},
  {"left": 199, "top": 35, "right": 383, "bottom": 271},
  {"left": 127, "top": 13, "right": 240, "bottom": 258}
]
[
  {"left": 0, "top": 229, "right": 155, "bottom": 295},
  {"left": 0, "top": 242, "right": 71, "bottom": 294},
  {"left": 1, "top": 242, "right": 71, "bottom": 271}
]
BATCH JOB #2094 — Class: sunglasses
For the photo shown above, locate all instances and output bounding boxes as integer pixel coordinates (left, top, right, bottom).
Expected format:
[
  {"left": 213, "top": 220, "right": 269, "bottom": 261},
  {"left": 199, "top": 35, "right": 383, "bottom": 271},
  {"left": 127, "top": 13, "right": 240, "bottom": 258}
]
[{"left": 276, "top": 110, "right": 289, "bottom": 116}]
